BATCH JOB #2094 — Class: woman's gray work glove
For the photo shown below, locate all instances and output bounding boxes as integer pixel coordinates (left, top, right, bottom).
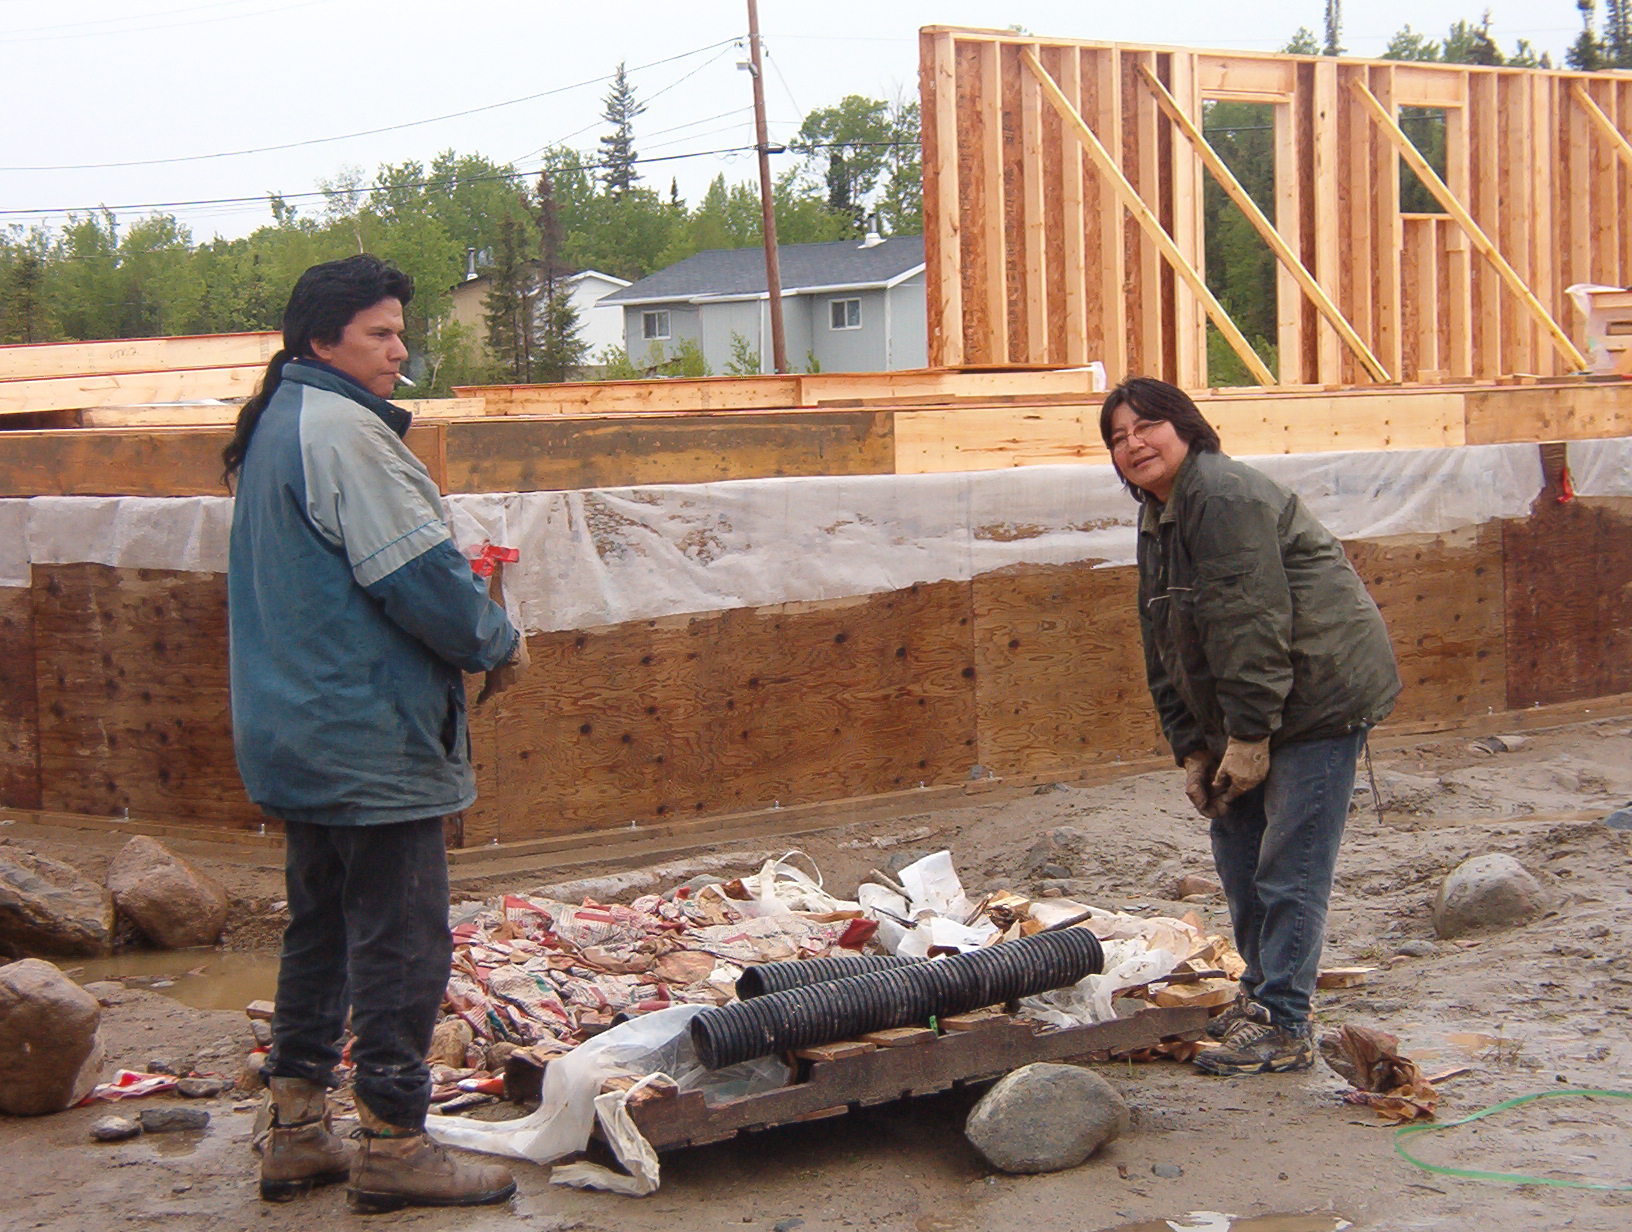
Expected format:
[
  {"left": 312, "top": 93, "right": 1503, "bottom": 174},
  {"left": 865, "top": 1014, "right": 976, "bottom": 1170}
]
[{"left": 1211, "top": 737, "right": 1271, "bottom": 806}]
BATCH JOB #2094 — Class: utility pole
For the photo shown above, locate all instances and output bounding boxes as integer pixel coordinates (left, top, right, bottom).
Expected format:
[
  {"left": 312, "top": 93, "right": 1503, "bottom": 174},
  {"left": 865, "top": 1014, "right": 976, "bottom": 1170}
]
[{"left": 746, "top": 0, "right": 788, "bottom": 373}]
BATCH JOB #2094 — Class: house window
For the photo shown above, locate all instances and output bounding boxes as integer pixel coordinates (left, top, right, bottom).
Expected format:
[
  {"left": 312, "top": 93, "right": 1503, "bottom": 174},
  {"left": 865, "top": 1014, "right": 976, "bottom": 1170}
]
[
  {"left": 642, "top": 310, "right": 671, "bottom": 340},
  {"left": 830, "top": 298, "right": 861, "bottom": 330}
]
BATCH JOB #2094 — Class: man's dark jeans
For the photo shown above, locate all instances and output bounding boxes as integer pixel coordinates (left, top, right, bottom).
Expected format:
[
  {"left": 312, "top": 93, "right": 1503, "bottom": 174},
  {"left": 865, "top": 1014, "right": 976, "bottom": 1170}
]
[
  {"left": 266, "top": 816, "right": 452, "bottom": 1129},
  {"left": 1209, "top": 729, "right": 1365, "bottom": 1032}
]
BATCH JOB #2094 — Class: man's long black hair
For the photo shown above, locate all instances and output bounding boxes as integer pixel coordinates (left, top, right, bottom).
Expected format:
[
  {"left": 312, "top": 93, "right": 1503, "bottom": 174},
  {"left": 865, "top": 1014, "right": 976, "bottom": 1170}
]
[{"left": 221, "top": 254, "right": 413, "bottom": 485}]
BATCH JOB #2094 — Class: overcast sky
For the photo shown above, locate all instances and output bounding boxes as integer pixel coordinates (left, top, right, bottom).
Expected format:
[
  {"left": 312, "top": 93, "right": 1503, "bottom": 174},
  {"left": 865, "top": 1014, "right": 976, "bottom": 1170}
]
[{"left": 0, "top": 1, "right": 1590, "bottom": 243}]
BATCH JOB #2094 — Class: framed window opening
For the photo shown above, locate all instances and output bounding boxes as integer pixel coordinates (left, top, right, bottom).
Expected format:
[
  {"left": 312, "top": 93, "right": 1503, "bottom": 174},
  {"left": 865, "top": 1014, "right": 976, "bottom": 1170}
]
[
  {"left": 830, "top": 298, "right": 862, "bottom": 330},
  {"left": 642, "top": 310, "right": 671, "bottom": 341}
]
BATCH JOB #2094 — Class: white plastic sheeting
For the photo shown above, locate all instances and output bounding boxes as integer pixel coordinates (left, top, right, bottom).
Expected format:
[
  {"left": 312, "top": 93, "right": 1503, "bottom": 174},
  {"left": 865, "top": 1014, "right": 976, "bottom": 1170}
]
[
  {"left": 0, "top": 444, "right": 1553, "bottom": 631},
  {"left": 1565, "top": 437, "right": 1632, "bottom": 498}
]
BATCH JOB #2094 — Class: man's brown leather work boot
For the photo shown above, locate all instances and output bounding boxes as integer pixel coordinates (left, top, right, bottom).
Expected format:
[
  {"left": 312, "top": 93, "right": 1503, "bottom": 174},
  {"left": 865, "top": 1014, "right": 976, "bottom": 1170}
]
[
  {"left": 259, "top": 1077, "right": 352, "bottom": 1201},
  {"left": 347, "top": 1098, "right": 517, "bottom": 1214}
]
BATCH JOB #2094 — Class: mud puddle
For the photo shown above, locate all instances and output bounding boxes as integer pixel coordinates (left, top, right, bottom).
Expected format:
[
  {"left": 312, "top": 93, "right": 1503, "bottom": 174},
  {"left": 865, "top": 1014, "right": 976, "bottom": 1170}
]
[
  {"left": 65, "top": 949, "right": 279, "bottom": 1011},
  {"left": 1096, "top": 1215, "right": 1350, "bottom": 1232}
]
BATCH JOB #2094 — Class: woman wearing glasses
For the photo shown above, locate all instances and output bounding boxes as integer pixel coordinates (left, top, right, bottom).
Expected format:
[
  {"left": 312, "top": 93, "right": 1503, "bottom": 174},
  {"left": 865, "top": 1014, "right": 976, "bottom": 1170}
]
[{"left": 1100, "top": 377, "right": 1400, "bottom": 1076}]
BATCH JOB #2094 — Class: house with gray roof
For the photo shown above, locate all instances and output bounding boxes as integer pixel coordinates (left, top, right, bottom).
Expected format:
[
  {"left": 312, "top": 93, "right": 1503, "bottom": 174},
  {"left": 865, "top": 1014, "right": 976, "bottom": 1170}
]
[{"left": 599, "top": 234, "right": 925, "bottom": 374}]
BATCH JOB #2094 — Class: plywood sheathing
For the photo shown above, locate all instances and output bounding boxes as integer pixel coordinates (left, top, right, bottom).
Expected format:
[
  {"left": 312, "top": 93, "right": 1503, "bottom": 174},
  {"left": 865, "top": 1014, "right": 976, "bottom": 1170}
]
[
  {"left": 31, "top": 564, "right": 258, "bottom": 830},
  {"left": 919, "top": 28, "right": 1632, "bottom": 384},
  {"left": 0, "top": 585, "right": 40, "bottom": 810},
  {"left": 1503, "top": 447, "right": 1632, "bottom": 707},
  {"left": 4, "top": 477, "right": 1629, "bottom": 846}
]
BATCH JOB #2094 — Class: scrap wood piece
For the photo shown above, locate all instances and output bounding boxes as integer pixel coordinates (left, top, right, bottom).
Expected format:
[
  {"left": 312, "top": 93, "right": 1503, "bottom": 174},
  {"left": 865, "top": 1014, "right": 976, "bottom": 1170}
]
[
  {"left": 1320, "top": 1023, "right": 1439, "bottom": 1123},
  {"left": 793, "top": 1040, "right": 878, "bottom": 1063},
  {"left": 1316, "top": 966, "right": 1376, "bottom": 989},
  {"left": 1151, "top": 976, "right": 1238, "bottom": 1010},
  {"left": 858, "top": 1026, "right": 937, "bottom": 1047}
]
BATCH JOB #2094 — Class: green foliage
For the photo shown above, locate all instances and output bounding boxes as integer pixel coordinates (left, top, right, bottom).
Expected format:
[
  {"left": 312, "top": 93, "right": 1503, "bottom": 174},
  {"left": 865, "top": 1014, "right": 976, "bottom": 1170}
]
[
  {"left": 483, "top": 215, "right": 534, "bottom": 382},
  {"left": 661, "top": 337, "right": 710, "bottom": 377},
  {"left": 803, "top": 350, "right": 821, "bottom": 374},
  {"left": 593, "top": 344, "right": 642, "bottom": 379},
  {"left": 599, "top": 62, "right": 645, "bottom": 197},
  {"left": 790, "top": 94, "right": 920, "bottom": 234},
  {"left": 1283, "top": 27, "right": 1320, "bottom": 54},
  {"left": 1384, "top": 25, "right": 1442, "bottom": 60},
  {"left": 1323, "top": 0, "right": 1345, "bottom": 55},
  {"left": 725, "top": 331, "right": 761, "bottom": 376},
  {"left": 1200, "top": 101, "right": 1276, "bottom": 383}
]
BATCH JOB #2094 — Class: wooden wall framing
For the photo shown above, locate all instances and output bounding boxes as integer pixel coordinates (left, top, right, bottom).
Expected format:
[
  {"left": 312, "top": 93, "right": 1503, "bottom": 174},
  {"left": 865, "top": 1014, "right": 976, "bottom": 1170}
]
[{"left": 920, "top": 28, "right": 1632, "bottom": 385}]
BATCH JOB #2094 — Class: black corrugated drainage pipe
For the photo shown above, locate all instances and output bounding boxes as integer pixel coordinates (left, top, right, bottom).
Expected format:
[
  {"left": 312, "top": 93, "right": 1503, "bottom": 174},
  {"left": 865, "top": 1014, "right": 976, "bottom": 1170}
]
[
  {"left": 692, "top": 926, "right": 1104, "bottom": 1070},
  {"left": 735, "top": 953, "right": 922, "bottom": 999}
]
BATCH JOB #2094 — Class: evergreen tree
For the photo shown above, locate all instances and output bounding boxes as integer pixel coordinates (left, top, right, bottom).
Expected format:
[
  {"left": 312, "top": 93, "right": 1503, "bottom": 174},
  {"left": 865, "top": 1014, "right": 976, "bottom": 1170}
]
[
  {"left": 532, "top": 168, "right": 586, "bottom": 383},
  {"left": 1283, "top": 27, "right": 1321, "bottom": 54},
  {"left": 1570, "top": 0, "right": 1607, "bottom": 68},
  {"left": 1323, "top": 0, "right": 1345, "bottom": 55},
  {"left": 598, "top": 62, "right": 646, "bottom": 197},
  {"left": 1607, "top": 0, "right": 1632, "bottom": 63},
  {"left": 483, "top": 215, "right": 534, "bottom": 382}
]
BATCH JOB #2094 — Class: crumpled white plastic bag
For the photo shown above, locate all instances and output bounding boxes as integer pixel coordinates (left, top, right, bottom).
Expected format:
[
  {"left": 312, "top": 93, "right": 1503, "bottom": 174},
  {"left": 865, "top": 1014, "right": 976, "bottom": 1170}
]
[
  {"left": 549, "top": 1073, "right": 666, "bottom": 1197},
  {"left": 426, "top": 1004, "right": 789, "bottom": 1192}
]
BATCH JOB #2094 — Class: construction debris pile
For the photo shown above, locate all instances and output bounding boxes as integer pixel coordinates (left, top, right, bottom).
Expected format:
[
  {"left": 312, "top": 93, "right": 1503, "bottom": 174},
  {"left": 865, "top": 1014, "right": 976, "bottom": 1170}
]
[{"left": 422, "top": 853, "right": 1239, "bottom": 1107}]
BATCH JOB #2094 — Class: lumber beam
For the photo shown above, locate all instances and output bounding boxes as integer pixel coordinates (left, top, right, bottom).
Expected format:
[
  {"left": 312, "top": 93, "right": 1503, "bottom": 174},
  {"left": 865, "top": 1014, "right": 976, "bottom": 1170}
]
[
  {"left": 0, "top": 332, "right": 278, "bottom": 381},
  {"left": 1021, "top": 48, "right": 1276, "bottom": 386},
  {"left": 1571, "top": 80, "right": 1632, "bottom": 174},
  {"left": 1348, "top": 77, "right": 1588, "bottom": 373},
  {"left": 0, "top": 366, "right": 264, "bottom": 416},
  {"left": 1137, "top": 64, "right": 1391, "bottom": 383}
]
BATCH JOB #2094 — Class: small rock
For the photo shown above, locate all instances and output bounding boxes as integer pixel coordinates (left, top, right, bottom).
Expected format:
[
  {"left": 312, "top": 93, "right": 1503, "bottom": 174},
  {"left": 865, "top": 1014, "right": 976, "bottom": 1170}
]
[
  {"left": 177, "top": 1077, "right": 230, "bottom": 1098},
  {"left": 1394, "top": 940, "right": 1437, "bottom": 958},
  {"left": 0, "top": 842, "right": 115, "bottom": 957},
  {"left": 1604, "top": 805, "right": 1632, "bottom": 831},
  {"left": 964, "top": 1062, "right": 1129, "bottom": 1174},
  {"left": 237, "top": 1051, "right": 267, "bottom": 1092},
  {"left": 1172, "top": 874, "right": 1222, "bottom": 899},
  {"left": 774, "top": 1220, "right": 806, "bottom": 1232},
  {"left": 106, "top": 836, "right": 230, "bottom": 950},
  {"left": 138, "top": 1106, "right": 210, "bottom": 1133},
  {"left": 0, "top": 958, "right": 105, "bottom": 1115},
  {"left": 250, "top": 1019, "right": 272, "bottom": 1047},
  {"left": 1433, "top": 854, "right": 1550, "bottom": 938},
  {"left": 1038, "top": 863, "right": 1071, "bottom": 880},
  {"left": 172, "top": 1183, "right": 193, "bottom": 1194},
  {"left": 90, "top": 1114, "right": 141, "bottom": 1142},
  {"left": 428, "top": 1016, "right": 474, "bottom": 1068},
  {"left": 1152, "top": 1162, "right": 1184, "bottom": 1179}
]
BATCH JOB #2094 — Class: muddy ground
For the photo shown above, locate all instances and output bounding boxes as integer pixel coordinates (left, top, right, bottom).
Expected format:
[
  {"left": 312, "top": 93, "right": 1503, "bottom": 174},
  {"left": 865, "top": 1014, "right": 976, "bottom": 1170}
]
[{"left": 4, "top": 714, "right": 1631, "bottom": 1232}]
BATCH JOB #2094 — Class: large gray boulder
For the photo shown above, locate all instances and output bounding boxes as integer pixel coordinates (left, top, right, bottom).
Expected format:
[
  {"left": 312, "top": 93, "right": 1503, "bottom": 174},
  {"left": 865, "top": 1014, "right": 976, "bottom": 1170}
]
[
  {"left": 0, "top": 841, "right": 114, "bottom": 958},
  {"left": 0, "top": 958, "right": 105, "bottom": 1114},
  {"left": 107, "top": 836, "right": 229, "bottom": 950},
  {"left": 1433, "top": 853, "right": 1549, "bottom": 938},
  {"left": 965, "top": 1062, "right": 1129, "bottom": 1174}
]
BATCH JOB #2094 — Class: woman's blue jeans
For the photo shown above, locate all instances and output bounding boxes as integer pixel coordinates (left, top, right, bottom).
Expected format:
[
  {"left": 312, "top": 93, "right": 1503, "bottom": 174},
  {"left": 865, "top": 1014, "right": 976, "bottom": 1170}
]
[
  {"left": 265, "top": 816, "right": 453, "bottom": 1129},
  {"left": 1209, "top": 729, "right": 1365, "bottom": 1032}
]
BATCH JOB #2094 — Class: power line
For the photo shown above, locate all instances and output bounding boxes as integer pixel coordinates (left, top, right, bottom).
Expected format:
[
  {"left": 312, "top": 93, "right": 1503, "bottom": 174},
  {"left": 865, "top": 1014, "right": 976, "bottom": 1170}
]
[
  {"left": 4, "top": 136, "right": 918, "bottom": 224},
  {"left": 0, "top": 38, "right": 740, "bottom": 172}
]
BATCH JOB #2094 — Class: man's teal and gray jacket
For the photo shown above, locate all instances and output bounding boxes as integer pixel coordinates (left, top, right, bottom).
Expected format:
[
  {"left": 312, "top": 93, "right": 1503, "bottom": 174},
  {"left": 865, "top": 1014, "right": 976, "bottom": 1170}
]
[{"left": 227, "top": 360, "right": 519, "bottom": 826}]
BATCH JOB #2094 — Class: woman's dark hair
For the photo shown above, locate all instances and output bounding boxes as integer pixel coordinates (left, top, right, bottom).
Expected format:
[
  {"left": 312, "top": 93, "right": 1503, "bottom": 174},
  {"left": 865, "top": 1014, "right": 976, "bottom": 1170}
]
[
  {"left": 221, "top": 254, "right": 414, "bottom": 484},
  {"left": 1098, "top": 376, "right": 1221, "bottom": 498}
]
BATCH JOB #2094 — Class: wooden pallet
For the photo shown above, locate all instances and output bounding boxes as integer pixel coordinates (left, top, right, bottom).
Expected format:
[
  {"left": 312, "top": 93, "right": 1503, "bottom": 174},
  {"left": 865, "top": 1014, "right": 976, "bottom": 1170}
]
[{"left": 504, "top": 1004, "right": 1205, "bottom": 1151}]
